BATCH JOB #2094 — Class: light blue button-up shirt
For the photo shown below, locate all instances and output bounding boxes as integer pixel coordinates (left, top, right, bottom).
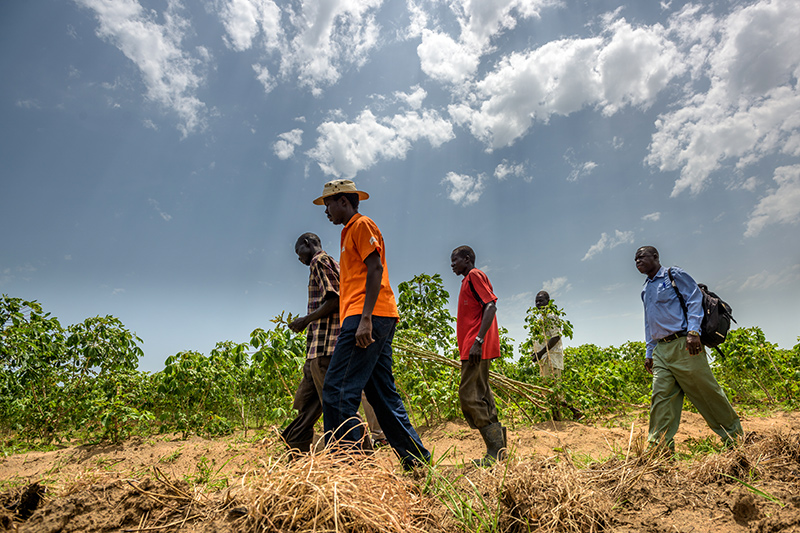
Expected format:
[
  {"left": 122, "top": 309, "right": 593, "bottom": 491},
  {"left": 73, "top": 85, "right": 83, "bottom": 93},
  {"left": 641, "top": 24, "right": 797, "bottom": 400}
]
[{"left": 641, "top": 266, "right": 703, "bottom": 359}]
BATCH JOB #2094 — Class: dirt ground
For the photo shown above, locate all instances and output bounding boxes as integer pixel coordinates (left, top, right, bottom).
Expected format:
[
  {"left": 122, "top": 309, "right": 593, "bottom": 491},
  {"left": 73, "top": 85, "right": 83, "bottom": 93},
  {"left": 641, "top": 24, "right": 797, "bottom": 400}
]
[{"left": 2, "top": 409, "right": 799, "bottom": 532}]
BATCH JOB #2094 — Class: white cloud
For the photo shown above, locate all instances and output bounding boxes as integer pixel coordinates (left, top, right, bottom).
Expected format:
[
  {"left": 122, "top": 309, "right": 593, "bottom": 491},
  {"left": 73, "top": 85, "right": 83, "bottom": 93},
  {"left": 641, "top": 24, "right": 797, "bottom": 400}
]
[
  {"left": 148, "top": 198, "right": 172, "bottom": 222},
  {"left": 252, "top": 63, "right": 276, "bottom": 93},
  {"left": 417, "top": 30, "right": 480, "bottom": 85},
  {"left": 456, "top": 0, "right": 555, "bottom": 48},
  {"left": 16, "top": 100, "right": 40, "bottom": 109},
  {"left": 450, "top": 17, "right": 684, "bottom": 149},
  {"left": 76, "top": 0, "right": 207, "bottom": 137},
  {"left": 273, "top": 128, "right": 304, "bottom": 159},
  {"left": 737, "top": 177, "right": 759, "bottom": 192},
  {"left": 566, "top": 160, "right": 597, "bottom": 182},
  {"left": 308, "top": 108, "right": 454, "bottom": 177},
  {"left": 642, "top": 212, "right": 661, "bottom": 222},
  {"left": 416, "top": 0, "right": 557, "bottom": 84},
  {"left": 542, "top": 276, "right": 571, "bottom": 295},
  {"left": 404, "top": 0, "right": 428, "bottom": 38},
  {"left": 647, "top": 0, "right": 800, "bottom": 196},
  {"left": 494, "top": 160, "right": 526, "bottom": 180},
  {"left": 739, "top": 264, "right": 800, "bottom": 291},
  {"left": 443, "top": 172, "right": 485, "bottom": 206},
  {"left": 745, "top": 164, "right": 800, "bottom": 237},
  {"left": 582, "top": 229, "right": 634, "bottom": 261},
  {"left": 395, "top": 86, "right": 427, "bottom": 110},
  {"left": 217, "top": 0, "right": 383, "bottom": 93},
  {"left": 220, "top": 0, "right": 282, "bottom": 52}
]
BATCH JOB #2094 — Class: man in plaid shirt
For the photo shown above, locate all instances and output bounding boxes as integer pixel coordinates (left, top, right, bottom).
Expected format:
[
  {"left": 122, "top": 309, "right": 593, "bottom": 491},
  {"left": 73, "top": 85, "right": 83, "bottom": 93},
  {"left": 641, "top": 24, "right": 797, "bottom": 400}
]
[{"left": 283, "top": 232, "right": 385, "bottom": 453}]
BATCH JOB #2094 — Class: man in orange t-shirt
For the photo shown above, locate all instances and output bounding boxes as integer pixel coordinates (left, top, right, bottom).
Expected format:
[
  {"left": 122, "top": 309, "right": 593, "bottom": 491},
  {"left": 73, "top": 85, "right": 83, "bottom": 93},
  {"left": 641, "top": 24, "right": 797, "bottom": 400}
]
[
  {"left": 451, "top": 245, "right": 506, "bottom": 466},
  {"left": 313, "top": 179, "right": 430, "bottom": 470}
]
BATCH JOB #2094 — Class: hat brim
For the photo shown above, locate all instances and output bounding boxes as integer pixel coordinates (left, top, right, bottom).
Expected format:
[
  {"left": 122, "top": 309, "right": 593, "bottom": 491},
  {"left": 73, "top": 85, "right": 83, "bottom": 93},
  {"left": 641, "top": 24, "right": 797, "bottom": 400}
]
[{"left": 313, "top": 190, "right": 370, "bottom": 205}]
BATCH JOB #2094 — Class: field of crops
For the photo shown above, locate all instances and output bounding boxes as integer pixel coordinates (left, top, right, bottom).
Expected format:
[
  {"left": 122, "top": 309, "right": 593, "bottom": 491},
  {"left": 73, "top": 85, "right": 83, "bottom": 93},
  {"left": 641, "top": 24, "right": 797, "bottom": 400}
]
[{"left": 2, "top": 280, "right": 799, "bottom": 532}]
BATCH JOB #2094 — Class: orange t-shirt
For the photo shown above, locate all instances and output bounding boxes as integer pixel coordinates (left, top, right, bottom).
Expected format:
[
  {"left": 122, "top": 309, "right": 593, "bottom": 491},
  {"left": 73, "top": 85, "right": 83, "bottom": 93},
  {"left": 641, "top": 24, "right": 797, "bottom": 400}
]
[{"left": 338, "top": 213, "right": 399, "bottom": 321}]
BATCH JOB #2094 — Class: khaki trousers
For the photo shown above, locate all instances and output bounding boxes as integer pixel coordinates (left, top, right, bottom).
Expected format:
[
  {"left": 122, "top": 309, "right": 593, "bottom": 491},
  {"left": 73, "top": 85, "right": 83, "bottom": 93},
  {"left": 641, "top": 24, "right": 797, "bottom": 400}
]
[{"left": 649, "top": 336, "right": 742, "bottom": 449}]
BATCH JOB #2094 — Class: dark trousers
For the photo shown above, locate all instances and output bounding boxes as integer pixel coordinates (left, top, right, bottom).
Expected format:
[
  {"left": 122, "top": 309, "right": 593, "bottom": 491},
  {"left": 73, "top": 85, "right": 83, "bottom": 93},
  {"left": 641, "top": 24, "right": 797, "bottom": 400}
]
[
  {"left": 322, "top": 315, "right": 430, "bottom": 468},
  {"left": 281, "top": 356, "right": 330, "bottom": 452},
  {"left": 459, "top": 358, "right": 498, "bottom": 429}
]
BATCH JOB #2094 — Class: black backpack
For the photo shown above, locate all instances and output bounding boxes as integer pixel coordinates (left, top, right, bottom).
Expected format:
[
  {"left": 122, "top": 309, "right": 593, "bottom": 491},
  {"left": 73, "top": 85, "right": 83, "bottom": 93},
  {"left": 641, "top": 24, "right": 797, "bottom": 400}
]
[{"left": 667, "top": 268, "right": 737, "bottom": 356}]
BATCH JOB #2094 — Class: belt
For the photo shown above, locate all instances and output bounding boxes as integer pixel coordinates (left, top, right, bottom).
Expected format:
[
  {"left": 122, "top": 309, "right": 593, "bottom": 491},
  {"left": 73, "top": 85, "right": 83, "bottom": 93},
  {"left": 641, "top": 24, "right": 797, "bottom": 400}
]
[{"left": 658, "top": 331, "right": 686, "bottom": 343}]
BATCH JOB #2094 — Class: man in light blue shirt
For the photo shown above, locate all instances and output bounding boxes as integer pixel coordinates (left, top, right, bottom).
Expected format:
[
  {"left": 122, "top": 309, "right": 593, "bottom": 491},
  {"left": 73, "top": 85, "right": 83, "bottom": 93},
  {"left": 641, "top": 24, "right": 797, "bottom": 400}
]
[{"left": 636, "top": 246, "right": 742, "bottom": 451}]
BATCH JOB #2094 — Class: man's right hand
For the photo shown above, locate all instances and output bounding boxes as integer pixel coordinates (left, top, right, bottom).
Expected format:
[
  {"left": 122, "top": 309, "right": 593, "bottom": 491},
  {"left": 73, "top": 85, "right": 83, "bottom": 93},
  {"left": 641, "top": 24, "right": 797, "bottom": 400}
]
[
  {"left": 644, "top": 358, "right": 653, "bottom": 375},
  {"left": 288, "top": 316, "right": 309, "bottom": 333}
]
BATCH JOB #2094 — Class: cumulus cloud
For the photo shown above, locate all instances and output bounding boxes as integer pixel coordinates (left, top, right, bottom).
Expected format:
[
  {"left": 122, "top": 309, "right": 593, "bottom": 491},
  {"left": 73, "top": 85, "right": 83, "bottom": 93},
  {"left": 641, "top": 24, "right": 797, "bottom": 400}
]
[
  {"left": 76, "top": 0, "right": 208, "bottom": 137},
  {"left": 450, "top": 17, "right": 685, "bottom": 149},
  {"left": 415, "top": 0, "right": 556, "bottom": 85},
  {"left": 642, "top": 212, "right": 661, "bottom": 221},
  {"left": 219, "top": 0, "right": 383, "bottom": 94},
  {"left": 273, "top": 129, "right": 304, "bottom": 159},
  {"left": 307, "top": 108, "right": 454, "bottom": 177},
  {"left": 582, "top": 230, "right": 634, "bottom": 261},
  {"left": 417, "top": 30, "right": 481, "bottom": 84},
  {"left": 647, "top": 0, "right": 800, "bottom": 196},
  {"left": 494, "top": 160, "right": 526, "bottom": 180},
  {"left": 219, "top": 0, "right": 282, "bottom": 52},
  {"left": 395, "top": 86, "right": 427, "bottom": 110},
  {"left": 252, "top": 63, "right": 276, "bottom": 93},
  {"left": 443, "top": 172, "right": 485, "bottom": 206},
  {"left": 542, "top": 276, "right": 571, "bottom": 295},
  {"left": 745, "top": 165, "right": 800, "bottom": 237}
]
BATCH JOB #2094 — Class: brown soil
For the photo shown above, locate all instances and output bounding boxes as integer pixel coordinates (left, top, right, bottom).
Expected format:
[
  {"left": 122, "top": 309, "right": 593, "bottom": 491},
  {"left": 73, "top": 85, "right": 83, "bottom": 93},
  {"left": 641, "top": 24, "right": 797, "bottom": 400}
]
[{"left": 2, "top": 410, "right": 799, "bottom": 532}]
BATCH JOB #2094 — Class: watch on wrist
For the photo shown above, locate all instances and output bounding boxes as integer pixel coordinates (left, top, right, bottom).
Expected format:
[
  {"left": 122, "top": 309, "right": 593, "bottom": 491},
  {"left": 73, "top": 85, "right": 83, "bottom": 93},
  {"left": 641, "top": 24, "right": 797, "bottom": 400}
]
[
  {"left": 475, "top": 336, "right": 484, "bottom": 345},
  {"left": 687, "top": 330, "right": 700, "bottom": 337}
]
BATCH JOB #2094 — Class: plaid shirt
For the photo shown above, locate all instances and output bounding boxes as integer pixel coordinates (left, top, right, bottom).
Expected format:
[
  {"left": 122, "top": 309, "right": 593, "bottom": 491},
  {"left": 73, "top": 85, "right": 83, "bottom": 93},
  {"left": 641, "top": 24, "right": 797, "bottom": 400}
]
[{"left": 305, "top": 251, "right": 341, "bottom": 359}]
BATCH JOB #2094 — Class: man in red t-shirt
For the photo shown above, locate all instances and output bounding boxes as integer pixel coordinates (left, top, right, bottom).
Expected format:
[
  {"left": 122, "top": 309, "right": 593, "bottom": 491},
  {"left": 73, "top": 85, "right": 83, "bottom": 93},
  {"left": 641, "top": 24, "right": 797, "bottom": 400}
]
[{"left": 451, "top": 245, "right": 506, "bottom": 466}]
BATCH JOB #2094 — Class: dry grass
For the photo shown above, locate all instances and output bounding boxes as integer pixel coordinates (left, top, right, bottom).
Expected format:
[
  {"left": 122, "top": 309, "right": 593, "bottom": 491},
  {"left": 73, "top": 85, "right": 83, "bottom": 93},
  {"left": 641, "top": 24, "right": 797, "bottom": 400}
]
[
  {"left": 234, "top": 448, "right": 437, "bottom": 533},
  {"left": 6, "top": 428, "right": 799, "bottom": 532},
  {"left": 692, "top": 430, "right": 800, "bottom": 484},
  {"left": 499, "top": 457, "right": 613, "bottom": 533}
]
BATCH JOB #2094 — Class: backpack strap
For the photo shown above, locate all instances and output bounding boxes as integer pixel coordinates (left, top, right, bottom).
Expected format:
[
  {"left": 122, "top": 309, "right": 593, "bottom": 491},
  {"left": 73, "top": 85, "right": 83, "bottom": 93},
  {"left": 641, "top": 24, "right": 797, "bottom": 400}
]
[{"left": 667, "top": 267, "right": 689, "bottom": 320}]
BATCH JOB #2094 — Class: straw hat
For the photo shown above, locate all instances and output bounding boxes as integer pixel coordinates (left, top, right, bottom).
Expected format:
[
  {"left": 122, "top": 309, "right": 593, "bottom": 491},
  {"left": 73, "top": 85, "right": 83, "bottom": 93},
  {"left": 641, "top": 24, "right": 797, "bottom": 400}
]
[{"left": 312, "top": 179, "right": 370, "bottom": 205}]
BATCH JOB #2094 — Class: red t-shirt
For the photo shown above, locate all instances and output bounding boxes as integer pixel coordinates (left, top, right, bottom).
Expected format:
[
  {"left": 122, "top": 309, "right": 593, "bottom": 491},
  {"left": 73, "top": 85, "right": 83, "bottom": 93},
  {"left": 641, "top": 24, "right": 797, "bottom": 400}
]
[{"left": 456, "top": 268, "right": 500, "bottom": 361}]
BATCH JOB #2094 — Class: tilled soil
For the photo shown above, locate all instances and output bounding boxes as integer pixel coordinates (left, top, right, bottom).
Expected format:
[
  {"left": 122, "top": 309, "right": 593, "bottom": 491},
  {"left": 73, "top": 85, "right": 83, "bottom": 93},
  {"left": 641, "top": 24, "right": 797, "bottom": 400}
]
[{"left": 2, "top": 410, "right": 799, "bottom": 532}]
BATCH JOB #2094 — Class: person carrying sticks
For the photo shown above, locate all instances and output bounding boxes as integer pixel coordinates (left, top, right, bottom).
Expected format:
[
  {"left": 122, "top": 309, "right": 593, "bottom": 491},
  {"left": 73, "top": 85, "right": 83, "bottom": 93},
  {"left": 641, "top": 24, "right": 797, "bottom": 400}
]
[{"left": 450, "top": 245, "right": 507, "bottom": 466}]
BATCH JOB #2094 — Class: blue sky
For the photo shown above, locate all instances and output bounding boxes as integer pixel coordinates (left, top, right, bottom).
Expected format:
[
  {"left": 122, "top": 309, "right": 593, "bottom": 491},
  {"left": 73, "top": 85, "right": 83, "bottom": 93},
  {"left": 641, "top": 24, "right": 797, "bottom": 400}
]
[{"left": 2, "top": 0, "right": 798, "bottom": 372}]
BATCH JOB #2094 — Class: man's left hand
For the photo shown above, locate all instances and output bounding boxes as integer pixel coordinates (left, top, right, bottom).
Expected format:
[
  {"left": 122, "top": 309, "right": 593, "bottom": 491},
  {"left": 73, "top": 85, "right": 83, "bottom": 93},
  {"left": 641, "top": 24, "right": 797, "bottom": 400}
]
[
  {"left": 686, "top": 335, "right": 702, "bottom": 355},
  {"left": 356, "top": 316, "right": 374, "bottom": 348},
  {"left": 468, "top": 341, "right": 482, "bottom": 366}
]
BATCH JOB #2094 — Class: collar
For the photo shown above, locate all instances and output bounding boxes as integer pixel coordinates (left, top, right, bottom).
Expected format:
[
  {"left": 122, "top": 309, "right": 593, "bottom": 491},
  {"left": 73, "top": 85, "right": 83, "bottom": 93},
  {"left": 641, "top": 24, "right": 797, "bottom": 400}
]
[
  {"left": 644, "top": 266, "right": 668, "bottom": 285},
  {"left": 343, "top": 212, "right": 362, "bottom": 229}
]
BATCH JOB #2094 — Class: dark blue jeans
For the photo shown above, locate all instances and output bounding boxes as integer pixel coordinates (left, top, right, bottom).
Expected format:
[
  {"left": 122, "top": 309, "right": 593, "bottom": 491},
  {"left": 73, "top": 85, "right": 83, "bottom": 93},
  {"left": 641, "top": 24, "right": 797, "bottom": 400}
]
[{"left": 322, "top": 315, "right": 430, "bottom": 469}]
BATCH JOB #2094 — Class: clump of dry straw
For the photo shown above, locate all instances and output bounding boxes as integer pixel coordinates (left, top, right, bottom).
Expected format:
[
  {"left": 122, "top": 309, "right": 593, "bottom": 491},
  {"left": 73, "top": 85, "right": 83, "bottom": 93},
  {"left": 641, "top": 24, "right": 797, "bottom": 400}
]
[
  {"left": 235, "top": 445, "right": 435, "bottom": 533},
  {"left": 500, "top": 458, "right": 613, "bottom": 533}
]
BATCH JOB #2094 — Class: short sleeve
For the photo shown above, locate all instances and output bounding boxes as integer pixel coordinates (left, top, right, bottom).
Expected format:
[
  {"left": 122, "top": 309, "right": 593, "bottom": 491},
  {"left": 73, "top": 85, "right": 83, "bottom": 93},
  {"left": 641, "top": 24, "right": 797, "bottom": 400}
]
[
  {"left": 311, "top": 255, "right": 339, "bottom": 300},
  {"left": 468, "top": 270, "right": 498, "bottom": 305},
  {"left": 352, "top": 218, "right": 383, "bottom": 262}
]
